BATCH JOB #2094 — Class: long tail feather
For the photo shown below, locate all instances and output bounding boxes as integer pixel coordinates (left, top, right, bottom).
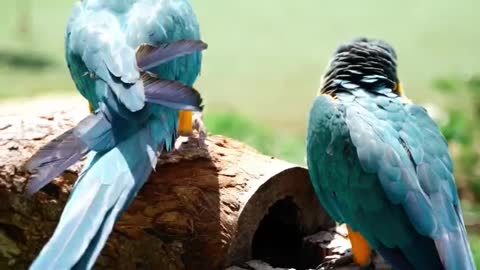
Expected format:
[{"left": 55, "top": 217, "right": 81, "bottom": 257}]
[
  {"left": 30, "top": 126, "right": 158, "bottom": 270},
  {"left": 434, "top": 205, "right": 476, "bottom": 270},
  {"left": 136, "top": 39, "right": 207, "bottom": 71},
  {"left": 142, "top": 73, "right": 203, "bottom": 111},
  {"left": 376, "top": 244, "right": 415, "bottom": 270},
  {"left": 74, "top": 143, "right": 161, "bottom": 270},
  {"left": 25, "top": 128, "right": 89, "bottom": 195},
  {"left": 25, "top": 110, "right": 114, "bottom": 195},
  {"left": 378, "top": 237, "right": 445, "bottom": 270}
]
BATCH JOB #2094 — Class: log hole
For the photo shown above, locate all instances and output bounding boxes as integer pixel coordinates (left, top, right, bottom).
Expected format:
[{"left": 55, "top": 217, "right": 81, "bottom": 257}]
[{"left": 251, "top": 197, "right": 304, "bottom": 269}]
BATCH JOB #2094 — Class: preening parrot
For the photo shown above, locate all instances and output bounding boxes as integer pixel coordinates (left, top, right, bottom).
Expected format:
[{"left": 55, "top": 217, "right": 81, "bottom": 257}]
[
  {"left": 24, "top": 0, "right": 206, "bottom": 269},
  {"left": 307, "top": 38, "right": 476, "bottom": 270}
]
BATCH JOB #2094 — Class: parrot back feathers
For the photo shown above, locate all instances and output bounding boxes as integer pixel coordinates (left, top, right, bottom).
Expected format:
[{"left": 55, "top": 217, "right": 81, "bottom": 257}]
[
  {"left": 25, "top": 38, "right": 206, "bottom": 195},
  {"left": 307, "top": 93, "right": 475, "bottom": 270},
  {"left": 28, "top": 41, "right": 206, "bottom": 270},
  {"left": 28, "top": 1, "right": 207, "bottom": 269},
  {"left": 24, "top": 69, "right": 203, "bottom": 195}
]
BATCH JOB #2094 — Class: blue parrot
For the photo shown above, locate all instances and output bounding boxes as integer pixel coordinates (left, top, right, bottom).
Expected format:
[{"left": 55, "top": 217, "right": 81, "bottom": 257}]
[
  {"left": 24, "top": 0, "right": 206, "bottom": 269},
  {"left": 307, "top": 38, "right": 475, "bottom": 270}
]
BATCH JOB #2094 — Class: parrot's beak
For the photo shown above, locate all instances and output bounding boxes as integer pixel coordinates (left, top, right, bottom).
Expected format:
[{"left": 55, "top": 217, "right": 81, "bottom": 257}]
[
  {"left": 178, "top": 110, "right": 193, "bottom": 136},
  {"left": 395, "top": 82, "right": 412, "bottom": 103},
  {"left": 395, "top": 82, "right": 405, "bottom": 96}
]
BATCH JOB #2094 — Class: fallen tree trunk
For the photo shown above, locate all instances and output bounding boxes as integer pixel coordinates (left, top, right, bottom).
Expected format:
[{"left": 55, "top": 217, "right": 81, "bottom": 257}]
[{"left": 0, "top": 107, "right": 335, "bottom": 270}]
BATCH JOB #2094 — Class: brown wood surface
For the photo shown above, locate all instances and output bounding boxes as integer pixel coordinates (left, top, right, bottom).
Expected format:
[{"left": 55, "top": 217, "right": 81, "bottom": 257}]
[{"left": 0, "top": 107, "right": 334, "bottom": 270}]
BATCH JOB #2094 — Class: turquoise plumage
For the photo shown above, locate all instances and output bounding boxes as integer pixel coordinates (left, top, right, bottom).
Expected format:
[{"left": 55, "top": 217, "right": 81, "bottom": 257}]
[
  {"left": 307, "top": 38, "right": 475, "bottom": 270},
  {"left": 25, "top": 0, "right": 206, "bottom": 269}
]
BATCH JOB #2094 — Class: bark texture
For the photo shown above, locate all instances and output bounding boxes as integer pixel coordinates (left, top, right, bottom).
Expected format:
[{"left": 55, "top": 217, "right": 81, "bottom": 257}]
[{"left": 0, "top": 108, "right": 335, "bottom": 270}]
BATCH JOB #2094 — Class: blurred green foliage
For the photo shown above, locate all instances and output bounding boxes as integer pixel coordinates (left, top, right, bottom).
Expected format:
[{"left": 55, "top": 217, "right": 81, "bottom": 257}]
[
  {"left": 1, "top": 0, "right": 480, "bottom": 133},
  {"left": 470, "top": 234, "right": 480, "bottom": 267},
  {"left": 442, "top": 110, "right": 474, "bottom": 145},
  {"left": 434, "top": 76, "right": 480, "bottom": 199},
  {"left": 432, "top": 75, "right": 480, "bottom": 266},
  {"left": 205, "top": 111, "right": 306, "bottom": 164}
]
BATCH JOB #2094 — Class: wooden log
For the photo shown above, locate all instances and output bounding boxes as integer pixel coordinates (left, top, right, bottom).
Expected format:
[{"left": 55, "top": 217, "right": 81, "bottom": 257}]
[
  {"left": 0, "top": 105, "right": 334, "bottom": 270},
  {"left": 226, "top": 225, "right": 391, "bottom": 270}
]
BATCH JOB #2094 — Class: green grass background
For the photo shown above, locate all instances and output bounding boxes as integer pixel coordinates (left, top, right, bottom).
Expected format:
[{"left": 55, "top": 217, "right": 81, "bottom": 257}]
[
  {"left": 1, "top": 0, "right": 480, "bottom": 266},
  {"left": 2, "top": 0, "right": 479, "bottom": 132}
]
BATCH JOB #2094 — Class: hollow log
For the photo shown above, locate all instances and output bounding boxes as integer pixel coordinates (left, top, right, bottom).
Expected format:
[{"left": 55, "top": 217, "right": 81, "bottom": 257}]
[{"left": 0, "top": 105, "right": 335, "bottom": 270}]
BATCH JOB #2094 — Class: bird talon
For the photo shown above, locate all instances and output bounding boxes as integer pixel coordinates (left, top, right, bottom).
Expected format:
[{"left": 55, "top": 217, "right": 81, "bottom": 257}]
[
  {"left": 192, "top": 111, "right": 207, "bottom": 147},
  {"left": 192, "top": 111, "right": 207, "bottom": 137},
  {"left": 177, "top": 112, "right": 207, "bottom": 148}
]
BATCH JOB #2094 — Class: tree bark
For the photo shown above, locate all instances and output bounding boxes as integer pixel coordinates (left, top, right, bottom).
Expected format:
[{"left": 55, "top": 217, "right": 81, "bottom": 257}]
[{"left": 0, "top": 107, "right": 334, "bottom": 270}]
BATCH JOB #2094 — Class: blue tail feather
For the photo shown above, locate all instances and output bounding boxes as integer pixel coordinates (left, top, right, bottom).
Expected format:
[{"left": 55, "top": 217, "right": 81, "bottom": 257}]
[
  {"left": 74, "top": 135, "right": 159, "bottom": 270},
  {"left": 434, "top": 206, "right": 476, "bottom": 270},
  {"left": 377, "top": 228, "right": 448, "bottom": 270},
  {"left": 377, "top": 244, "right": 415, "bottom": 270},
  {"left": 30, "top": 126, "right": 158, "bottom": 270},
  {"left": 73, "top": 186, "right": 132, "bottom": 270}
]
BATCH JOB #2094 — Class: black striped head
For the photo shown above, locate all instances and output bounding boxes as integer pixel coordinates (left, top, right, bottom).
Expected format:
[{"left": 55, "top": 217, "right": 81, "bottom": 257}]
[{"left": 321, "top": 38, "right": 403, "bottom": 96}]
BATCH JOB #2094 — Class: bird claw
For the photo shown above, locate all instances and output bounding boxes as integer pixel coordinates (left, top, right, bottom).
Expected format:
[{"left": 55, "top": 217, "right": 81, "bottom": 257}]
[
  {"left": 193, "top": 112, "right": 207, "bottom": 137},
  {"left": 191, "top": 111, "right": 207, "bottom": 148}
]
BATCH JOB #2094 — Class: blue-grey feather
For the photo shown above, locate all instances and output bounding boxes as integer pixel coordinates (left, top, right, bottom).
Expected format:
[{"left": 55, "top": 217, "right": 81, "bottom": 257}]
[
  {"left": 73, "top": 108, "right": 115, "bottom": 152},
  {"left": 307, "top": 91, "right": 475, "bottom": 270},
  {"left": 143, "top": 74, "right": 203, "bottom": 111},
  {"left": 73, "top": 126, "right": 158, "bottom": 270},
  {"left": 137, "top": 40, "right": 207, "bottom": 71},
  {"left": 24, "top": 129, "right": 89, "bottom": 195}
]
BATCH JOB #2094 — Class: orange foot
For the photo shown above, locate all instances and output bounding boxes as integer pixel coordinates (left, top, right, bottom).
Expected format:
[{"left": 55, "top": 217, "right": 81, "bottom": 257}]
[
  {"left": 178, "top": 110, "right": 193, "bottom": 136},
  {"left": 347, "top": 225, "right": 372, "bottom": 267}
]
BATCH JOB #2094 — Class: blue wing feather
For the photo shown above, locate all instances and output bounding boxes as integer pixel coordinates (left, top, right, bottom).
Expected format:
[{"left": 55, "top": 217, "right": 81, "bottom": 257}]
[
  {"left": 25, "top": 107, "right": 116, "bottom": 194},
  {"left": 24, "top": 129, "right": 89, "bottom": 194},
  {"left": 136, "top": 40, "right": 207, "bottom": 71},
  {"left": 143, "top": 75, "right": 203, "bottom": 111},
  {"left": 307, "top": 93, "right": 475, "bottom": 270}
]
